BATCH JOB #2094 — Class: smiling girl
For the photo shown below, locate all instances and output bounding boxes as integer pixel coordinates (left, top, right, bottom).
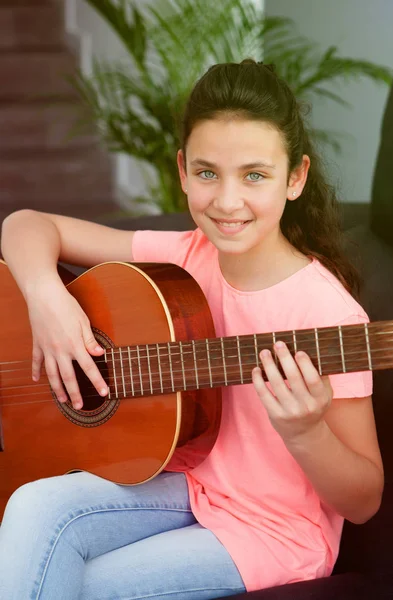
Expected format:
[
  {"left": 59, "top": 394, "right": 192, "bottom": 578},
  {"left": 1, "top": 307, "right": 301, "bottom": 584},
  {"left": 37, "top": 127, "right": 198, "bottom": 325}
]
[{"left": 0, "top": 59, "right": 383, "bottom": 600}]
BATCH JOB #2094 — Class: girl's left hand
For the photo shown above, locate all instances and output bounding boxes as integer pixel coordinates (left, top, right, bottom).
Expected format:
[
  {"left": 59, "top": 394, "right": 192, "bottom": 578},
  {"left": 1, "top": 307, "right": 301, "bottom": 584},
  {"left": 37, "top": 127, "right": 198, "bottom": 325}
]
[{"left": 252, "top": 341, "right": 333, "bottom": 444}]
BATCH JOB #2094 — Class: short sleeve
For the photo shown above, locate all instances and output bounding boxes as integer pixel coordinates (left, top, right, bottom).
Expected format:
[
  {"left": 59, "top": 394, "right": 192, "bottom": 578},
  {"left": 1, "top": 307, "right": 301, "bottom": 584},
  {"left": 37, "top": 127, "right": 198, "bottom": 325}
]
[
  {"left": 132, "top": 229, "right": 195, "bottom": 266},
  {"left": 328, "top": 312, "right": 373, "bottom": 399}
]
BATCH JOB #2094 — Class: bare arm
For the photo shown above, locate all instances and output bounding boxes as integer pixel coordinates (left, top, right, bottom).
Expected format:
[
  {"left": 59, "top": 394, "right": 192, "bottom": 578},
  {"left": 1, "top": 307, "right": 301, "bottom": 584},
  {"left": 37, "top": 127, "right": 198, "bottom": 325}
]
[
  {"left": 1, "top": 209, "right": 135, "bottom": 299},
  {"left": 1, "top": 209, "right": 137, "bottom": 408},
  {"left": 253, "top": 343, "right": 384, "bottom": 525},
  {"left": 284, "top": 395, "right": 384, "bottom": 524}
]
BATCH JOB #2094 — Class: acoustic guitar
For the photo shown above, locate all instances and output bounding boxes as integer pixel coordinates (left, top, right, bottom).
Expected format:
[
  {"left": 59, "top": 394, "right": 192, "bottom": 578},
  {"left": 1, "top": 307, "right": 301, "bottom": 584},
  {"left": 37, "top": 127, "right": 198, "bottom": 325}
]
[{"left": 0, "top": 259, "right": 392, "bottom": 519}]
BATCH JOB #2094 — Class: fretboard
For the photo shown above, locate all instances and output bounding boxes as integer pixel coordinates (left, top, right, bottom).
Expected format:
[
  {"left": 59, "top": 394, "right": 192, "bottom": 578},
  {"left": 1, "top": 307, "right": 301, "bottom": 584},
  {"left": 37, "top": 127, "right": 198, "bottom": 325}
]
[{"left": 103, "top": 320, "right": 393, "bottom": 399}]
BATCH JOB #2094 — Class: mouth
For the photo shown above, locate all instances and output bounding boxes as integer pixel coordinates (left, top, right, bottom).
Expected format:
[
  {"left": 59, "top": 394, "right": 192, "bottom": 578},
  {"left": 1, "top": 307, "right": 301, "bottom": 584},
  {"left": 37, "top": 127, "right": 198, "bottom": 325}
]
[{"left": 210, "top": 217, "right": 252, "bottom": 234}]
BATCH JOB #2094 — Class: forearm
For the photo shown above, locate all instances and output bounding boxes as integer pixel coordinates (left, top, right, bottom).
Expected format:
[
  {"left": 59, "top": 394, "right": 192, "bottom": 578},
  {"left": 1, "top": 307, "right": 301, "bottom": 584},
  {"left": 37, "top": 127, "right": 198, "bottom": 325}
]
[
  {"left": 1, "top": 209, "right": 62, "bottom": 299},
  {"left": 285, "top": 421, "right": 384, "bottom": 524}
]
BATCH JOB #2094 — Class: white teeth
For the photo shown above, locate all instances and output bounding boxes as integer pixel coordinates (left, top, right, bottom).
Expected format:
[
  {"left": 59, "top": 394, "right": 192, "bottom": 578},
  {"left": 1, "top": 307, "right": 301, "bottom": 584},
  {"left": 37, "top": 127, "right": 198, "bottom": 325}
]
[{"left": 216, "top": 221, "right": 246, "bottom": 228}]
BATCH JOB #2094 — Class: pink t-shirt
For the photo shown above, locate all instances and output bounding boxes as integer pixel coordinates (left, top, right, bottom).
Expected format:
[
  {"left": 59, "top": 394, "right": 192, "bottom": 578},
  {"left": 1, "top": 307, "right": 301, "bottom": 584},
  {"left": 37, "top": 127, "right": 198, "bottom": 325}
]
[{"left": 132, "top": 227, "right": 373, "bottom": 592}]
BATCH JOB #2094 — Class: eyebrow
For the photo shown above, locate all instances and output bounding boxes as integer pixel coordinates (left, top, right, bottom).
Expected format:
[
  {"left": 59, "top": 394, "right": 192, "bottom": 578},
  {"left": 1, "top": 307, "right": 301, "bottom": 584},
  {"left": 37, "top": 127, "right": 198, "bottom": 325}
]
[{"left": 190, "top": 159, "right": 276, "bottom": 170}]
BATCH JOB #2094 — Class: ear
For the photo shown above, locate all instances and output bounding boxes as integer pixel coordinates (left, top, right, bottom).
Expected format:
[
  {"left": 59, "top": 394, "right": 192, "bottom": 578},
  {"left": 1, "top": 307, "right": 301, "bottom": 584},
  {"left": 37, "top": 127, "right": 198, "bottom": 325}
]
[
  {"left": 177, "top": 149, "right": 188, "bottom": 193},
  {"left": 287, "top": 154, "right": 310, "bottom": 200}
]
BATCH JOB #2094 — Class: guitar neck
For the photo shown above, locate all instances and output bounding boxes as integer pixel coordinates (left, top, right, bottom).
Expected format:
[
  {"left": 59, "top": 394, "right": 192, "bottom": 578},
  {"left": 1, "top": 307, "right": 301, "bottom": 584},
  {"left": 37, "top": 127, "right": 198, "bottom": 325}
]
[{"left": 105, "top": 320, "right": 393, "bottom": 399}]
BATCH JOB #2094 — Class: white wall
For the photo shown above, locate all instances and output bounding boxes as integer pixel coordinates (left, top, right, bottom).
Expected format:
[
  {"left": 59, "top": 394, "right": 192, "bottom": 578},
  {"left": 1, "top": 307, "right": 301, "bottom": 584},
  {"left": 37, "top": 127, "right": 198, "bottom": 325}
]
[{"left": 265, "top": 0, "right": 393, "bottom": 203}]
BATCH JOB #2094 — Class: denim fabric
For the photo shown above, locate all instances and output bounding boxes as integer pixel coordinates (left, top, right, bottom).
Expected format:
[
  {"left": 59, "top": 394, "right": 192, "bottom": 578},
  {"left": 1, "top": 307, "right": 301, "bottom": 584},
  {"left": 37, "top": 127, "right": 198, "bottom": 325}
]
[{"left": 0, "top": 471, "right": 245, "bottom": 600}]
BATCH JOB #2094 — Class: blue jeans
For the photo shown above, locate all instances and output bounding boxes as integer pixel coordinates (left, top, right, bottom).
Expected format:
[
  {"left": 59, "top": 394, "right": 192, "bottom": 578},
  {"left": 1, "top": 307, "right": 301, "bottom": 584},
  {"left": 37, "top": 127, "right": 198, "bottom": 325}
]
[{"left": 0, "top": 471, "right": 246, "bottom": 600}]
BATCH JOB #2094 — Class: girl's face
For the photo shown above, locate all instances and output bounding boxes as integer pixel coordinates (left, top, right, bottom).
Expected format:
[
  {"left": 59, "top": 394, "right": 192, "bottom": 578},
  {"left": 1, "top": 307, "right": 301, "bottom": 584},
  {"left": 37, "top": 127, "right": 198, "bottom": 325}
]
[{"left": 177, "top": 118, "right": 309, "bottom": 259}]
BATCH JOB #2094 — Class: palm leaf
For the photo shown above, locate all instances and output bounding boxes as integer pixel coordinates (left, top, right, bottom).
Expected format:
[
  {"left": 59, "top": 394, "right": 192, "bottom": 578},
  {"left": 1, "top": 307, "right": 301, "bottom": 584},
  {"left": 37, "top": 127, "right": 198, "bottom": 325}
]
[{"left": 70, "top": 0, "right": 393, "bottom": 213}]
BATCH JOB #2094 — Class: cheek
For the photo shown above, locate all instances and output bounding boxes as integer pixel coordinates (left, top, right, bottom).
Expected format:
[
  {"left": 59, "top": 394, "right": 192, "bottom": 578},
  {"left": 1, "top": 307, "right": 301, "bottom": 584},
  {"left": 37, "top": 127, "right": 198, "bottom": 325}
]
[{"left": 187, "top": 189, "right": 211, "bottom": 212}]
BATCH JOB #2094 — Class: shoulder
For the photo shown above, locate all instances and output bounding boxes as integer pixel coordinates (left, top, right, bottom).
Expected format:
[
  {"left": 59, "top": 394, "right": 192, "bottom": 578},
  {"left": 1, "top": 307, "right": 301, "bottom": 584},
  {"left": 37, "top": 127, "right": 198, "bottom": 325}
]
[{"left": 294, "top": 258, "right": 369, "bottom": 327}]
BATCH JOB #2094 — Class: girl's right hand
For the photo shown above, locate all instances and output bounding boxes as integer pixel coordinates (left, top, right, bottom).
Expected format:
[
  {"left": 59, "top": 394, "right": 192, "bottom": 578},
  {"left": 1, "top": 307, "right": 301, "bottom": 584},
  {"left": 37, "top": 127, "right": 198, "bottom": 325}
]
[{"left": 27, "top": 280, "right": 109, "bottom": 410}]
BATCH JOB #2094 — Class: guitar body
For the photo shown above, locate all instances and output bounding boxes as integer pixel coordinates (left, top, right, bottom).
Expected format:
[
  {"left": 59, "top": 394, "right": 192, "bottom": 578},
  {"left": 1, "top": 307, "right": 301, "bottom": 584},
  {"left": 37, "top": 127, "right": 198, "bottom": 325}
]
[{"left": 0, "top": 260, "right": 221, "bottom": 519}]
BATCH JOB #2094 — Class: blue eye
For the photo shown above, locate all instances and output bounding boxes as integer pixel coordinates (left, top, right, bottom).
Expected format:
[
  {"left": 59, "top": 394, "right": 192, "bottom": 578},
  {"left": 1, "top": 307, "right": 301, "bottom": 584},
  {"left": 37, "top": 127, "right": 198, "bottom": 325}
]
[
  {"left": 246, "top": 172, "right": 263, "bottom": 181},
  {"left": 199, "top": 170, "right": 216, "bottom": 179}
]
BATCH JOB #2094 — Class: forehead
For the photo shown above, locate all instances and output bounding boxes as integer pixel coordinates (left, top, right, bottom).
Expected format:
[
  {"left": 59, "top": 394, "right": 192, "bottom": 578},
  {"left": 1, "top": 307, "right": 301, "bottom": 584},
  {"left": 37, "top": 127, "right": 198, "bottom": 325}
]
[{"left": 186, "top": 118, "right": 287, "bottom": 162}]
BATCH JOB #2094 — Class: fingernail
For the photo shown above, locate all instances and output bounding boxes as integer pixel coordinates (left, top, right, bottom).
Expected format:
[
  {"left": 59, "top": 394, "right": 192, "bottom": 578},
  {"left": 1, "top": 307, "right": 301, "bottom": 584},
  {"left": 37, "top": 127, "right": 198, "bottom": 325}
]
[
  {"left": 100, "top": 387, "right": 108, "bottom": 396},
  {"left": 32, "top": 375, "right": 38, "bottom": 382},
  {"left": 261, "top": 349, "right": 271, "bottom": 358},
  {"left": 95, "top": 346, "right": 103, "bottom": 352},
  {"left": 275, "top": 341, "right": 285, "bottom": 349}
]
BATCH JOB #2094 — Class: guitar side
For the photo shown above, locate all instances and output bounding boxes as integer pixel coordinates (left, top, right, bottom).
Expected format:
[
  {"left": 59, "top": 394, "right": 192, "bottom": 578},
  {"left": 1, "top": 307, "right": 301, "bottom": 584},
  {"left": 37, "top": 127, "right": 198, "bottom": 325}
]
[{"left": 0, "top": 260, "right": 221, "bottom": 518}]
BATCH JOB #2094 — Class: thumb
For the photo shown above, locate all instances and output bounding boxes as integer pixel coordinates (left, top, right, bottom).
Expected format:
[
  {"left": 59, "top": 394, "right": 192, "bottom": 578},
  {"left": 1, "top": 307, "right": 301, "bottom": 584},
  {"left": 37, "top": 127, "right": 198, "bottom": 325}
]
[{"left": 82, "top": 327, "right": 105, "bottom": 356}]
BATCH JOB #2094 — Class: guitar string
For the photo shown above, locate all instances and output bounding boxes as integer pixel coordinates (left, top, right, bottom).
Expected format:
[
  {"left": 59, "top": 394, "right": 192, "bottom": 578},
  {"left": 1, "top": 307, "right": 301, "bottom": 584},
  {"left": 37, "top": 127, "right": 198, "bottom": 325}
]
[
  {"left": 1, "top": 325, "right": 392, "bottom": 369},
  {"left": 1, "top": 342, "right": 391, "bottom": 382},
  {"left": 2, "top": 327, "right": 393, "bottom": 377},
  {"left": 0, "top": 346, "right": 391, "bottom": 403}
]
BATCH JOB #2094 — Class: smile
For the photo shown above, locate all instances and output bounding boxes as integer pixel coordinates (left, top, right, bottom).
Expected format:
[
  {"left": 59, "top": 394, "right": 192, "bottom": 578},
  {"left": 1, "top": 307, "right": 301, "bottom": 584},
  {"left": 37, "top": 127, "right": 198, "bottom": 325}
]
[{"left": 210, "top": 218, "right": 251, "bottom": 235}]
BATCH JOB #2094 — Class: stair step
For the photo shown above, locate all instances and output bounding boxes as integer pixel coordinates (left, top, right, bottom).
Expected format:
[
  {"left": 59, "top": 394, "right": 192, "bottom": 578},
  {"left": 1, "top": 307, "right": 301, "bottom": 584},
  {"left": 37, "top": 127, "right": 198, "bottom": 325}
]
[
  {"left": 0, "top": 5, "right": 65, "bottom": 50},
  {"left": 0, "top": 150, "right": 115, "bottom": 206},
  {"left": 0, "top": 102, "right": 99, "bottom": 150},
  {"left": 0, "top": 51, "right": 79, "bottom": 100}
]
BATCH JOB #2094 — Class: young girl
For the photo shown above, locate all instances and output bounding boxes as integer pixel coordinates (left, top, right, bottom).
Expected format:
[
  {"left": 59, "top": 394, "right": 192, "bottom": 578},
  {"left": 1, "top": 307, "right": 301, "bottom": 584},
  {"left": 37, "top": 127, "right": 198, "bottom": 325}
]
[{"left": 0, "top": 59, "right": 384, "bottom": 600}]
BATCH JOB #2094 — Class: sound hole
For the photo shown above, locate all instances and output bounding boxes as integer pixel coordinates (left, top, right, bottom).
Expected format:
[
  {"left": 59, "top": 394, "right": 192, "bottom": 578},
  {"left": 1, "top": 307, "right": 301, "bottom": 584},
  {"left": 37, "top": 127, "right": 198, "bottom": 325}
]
[
  {"left": 54, "top": 330, "right": 120, "bottom": 427},
  {"left": 68, "top": 357, "right": 110, "bottom": 411}
]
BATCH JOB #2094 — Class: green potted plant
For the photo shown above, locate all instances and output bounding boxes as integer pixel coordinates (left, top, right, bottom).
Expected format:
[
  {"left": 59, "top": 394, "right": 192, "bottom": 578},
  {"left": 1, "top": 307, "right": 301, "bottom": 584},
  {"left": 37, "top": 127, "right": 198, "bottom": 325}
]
[{"left": 71, "top": 0, "right": 392, "bottom": 214}]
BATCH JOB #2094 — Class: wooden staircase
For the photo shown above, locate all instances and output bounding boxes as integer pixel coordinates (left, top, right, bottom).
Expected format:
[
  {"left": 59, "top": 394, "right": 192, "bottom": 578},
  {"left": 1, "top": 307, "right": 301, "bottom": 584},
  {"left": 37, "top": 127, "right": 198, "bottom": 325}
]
[{"left": 0, "top": 0, "right": 118, "bottom": 228}]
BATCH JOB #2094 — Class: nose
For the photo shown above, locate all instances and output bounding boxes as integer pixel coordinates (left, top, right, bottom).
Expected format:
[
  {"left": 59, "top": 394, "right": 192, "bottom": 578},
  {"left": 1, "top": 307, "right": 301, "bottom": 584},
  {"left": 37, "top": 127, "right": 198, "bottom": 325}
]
[{"left": 212, "top": 181, "right": 245, "bottom": 214}]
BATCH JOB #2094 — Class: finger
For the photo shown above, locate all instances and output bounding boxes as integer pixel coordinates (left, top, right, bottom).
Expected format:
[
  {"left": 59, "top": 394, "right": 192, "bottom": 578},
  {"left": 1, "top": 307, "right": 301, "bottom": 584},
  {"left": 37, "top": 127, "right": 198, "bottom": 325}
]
[
  {"left": 44, "top": 355, "right": 68, "bottom": 404},
  {"left": 294, "top": 351, "right": 327, "bottom": 399},
  {"left": 82, "top": 325, "right": 105, "bottom": 356},
  {"left": 259, "top": 349, "right": 294, "bottom": 408},
  {"left": 252, "top": 367, "right": 284, "bottom": 417},
  {"left": 273, "top": 341, "right": 309, "bottom": 398},
  {"left": 57, "top": 356, "right": 84, "bottom": 410},
  {"left": 32, "top": 344, "right": 44, "bottom": 382},
  {"left": 74, "top": 350, "right": 109, "bottom": 398}
]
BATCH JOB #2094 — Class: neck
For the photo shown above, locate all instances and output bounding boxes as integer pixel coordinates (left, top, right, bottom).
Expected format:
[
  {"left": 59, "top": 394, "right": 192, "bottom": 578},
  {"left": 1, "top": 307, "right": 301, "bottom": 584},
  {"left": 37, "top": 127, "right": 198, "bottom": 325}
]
[
  {"left": 104, "top": 320, "right": 393, "bottom": 399},
  {"left": 218, "top": 232, "right": 308, "bottom": 291}
]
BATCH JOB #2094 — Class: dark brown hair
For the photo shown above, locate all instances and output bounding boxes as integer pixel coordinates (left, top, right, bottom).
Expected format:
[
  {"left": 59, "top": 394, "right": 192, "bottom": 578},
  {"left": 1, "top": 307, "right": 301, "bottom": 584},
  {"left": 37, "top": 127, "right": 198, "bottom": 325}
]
[{"left": 180, "top": 59, "right": 361, "bottom": 297}]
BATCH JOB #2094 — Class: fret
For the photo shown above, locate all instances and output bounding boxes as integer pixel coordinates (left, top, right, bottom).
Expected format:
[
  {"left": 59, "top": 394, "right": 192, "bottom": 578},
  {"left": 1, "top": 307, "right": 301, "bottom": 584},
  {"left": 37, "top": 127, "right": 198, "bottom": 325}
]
[
  {"left": 146, "top": 345, "right": 153, "bottom": 395},
  {"left": 253, "top": 334, "right": 259, "bottom": 366},
  {"left": 179, "top": 341, "right": 187, "bottom": 390},
  {"left": 127, "top": 347, "right": 135, "bottom": 396},
  {"left": 118, "top": 347, "right": 127, "bottom": 397},
  {"left": 111, "top": 348, "right": 118, "bottom": 398},
  {"left": 236, "top": 335, "right": 244, "bottom": 384},
  {"left": 167, "top": 342, "right": 175, "bottom": 392},
  {"left": 272, "top": 332, "right": 279, "bottom": 366},
  {"left": 206, "top": 339, "right": 213, "bottom": 387},
  {"left": 364, "top": 323, "right": 373, "bottom": 370},
  {"left": 338, "top": 326, "right": 346, "bottom": 373},
  {"left": 104, "top": 349, "right": 111, "bottom": 399},
  {"left": 292, "top": 330, "right": 297, "bottom": 354},
  {"left": 314, "top": 329, "right": 322, "bottom": 375},
  {"left": 220, "top": 337, "right": 228, "bottom": 386},
  {"left": 136, "top": 345, "right": 144, "bottom": 395},
  {"left": 156, "top": 344, "right": 164, "bottom": 394},
  {"left": 192, "top": 340, "right": 199, "bottom": 389}
]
